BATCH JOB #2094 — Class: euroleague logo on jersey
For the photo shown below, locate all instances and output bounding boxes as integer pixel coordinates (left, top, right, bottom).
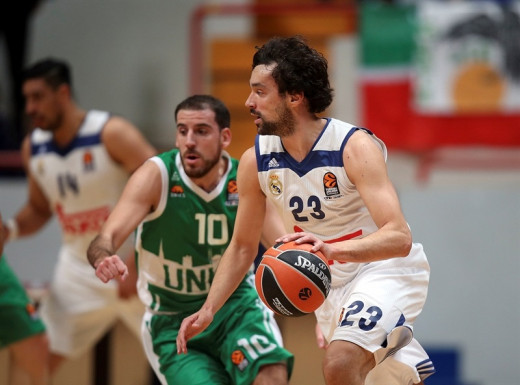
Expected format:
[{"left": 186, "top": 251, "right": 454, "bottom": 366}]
[
  {"left": 231, "top": 349, "right": 249, "bottom": 371},
  {"left": 323, "top": 172, "right": 340, "bottom": 197},
  {"left": 226, "top": 180, "right": 239, "bottom": 206},
  {"left": 170, "top": 185, "right": 185, "bottom": 197},
  {"left": 83, "top": 150, "right": 95, "bottom": 171}
]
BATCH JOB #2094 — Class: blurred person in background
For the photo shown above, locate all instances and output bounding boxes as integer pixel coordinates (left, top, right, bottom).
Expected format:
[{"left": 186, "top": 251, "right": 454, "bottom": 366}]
[
  {"left": 0, "top": 209, "right": 48, "bottom": 385},
  {"left": 2, "top": 57, "right": 156, "bottom": 377}
]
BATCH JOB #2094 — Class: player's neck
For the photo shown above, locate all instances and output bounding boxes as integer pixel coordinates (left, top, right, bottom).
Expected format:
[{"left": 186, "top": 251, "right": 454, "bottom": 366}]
[
  {"left": 53, "top": 107, "right": 87, "bottom": 147},
  {"left": 282, "top": 117, "right": 326, "bottom": 162},
  {"left": 193, "top": 154, "right": 228, "bottom": 193}
]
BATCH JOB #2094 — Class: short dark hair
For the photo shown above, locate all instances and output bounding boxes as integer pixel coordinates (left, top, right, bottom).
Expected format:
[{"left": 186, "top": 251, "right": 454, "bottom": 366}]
[
  {"left": 22, "top": 58, "right": 72, "bottom": 90},
  {"left": 175, "top": 95, "right": 231, "bottom": 130},
  {"left": 252, "top": 35, "right": 334, "bottom": 113}
]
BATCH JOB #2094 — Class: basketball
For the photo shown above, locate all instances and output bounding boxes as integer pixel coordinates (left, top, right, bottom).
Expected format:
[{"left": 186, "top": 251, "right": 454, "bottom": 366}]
[{"left": 255, "top": 241, "right": 331, "bottom": 317}]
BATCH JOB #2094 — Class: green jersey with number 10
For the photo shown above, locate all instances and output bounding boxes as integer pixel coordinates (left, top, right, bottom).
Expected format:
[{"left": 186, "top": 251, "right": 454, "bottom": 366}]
[{"left": 135, "top": 149, "right": 249, "bottom": 314}]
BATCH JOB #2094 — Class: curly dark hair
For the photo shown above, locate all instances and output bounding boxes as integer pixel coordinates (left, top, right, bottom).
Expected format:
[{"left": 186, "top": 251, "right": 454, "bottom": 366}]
[{"left": 252, "top": 36, "right": 334, "bottom": 113}]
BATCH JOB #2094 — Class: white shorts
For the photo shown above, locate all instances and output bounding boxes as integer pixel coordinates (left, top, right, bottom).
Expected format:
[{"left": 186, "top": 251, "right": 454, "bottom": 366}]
[
  {"left": 40, "top": 248, "right": 144, "bottom": 358},
  {"left": 315, "top": 243, "right": 434, "bottom": 384}
]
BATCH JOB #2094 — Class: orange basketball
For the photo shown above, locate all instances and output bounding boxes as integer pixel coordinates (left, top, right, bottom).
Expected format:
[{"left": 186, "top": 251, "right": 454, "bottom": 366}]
[{"left": 255, "top": 241, "right": 331, "bottom": 317}]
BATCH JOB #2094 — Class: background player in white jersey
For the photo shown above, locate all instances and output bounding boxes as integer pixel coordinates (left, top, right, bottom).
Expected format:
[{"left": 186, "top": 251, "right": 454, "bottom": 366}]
[
  {"left": 0, "top": 210, "right": 49, "bottom": 385},
  {"left": 87, "top": 94, "right": 293, "bottom": 384},
  {"left": 177, "top": 36, "right": 436, "bottom": 385},
  {"left": 2, "top": 58, "right": 156, "bottom": 377}
]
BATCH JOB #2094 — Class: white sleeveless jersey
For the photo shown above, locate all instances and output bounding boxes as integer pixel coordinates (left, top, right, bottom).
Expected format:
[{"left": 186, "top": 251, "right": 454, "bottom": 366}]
[
  {"left": 29, "top": 110, "right": 129, "bottom": 263},
  {"left": 256, "top": 118, "right": 389, "bottom": 288}
]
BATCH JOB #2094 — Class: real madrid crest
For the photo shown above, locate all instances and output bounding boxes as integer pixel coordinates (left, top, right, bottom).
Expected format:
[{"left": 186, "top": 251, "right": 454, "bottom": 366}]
[{"left": 268, "top": 173, "right": 282, "bottom": 195}]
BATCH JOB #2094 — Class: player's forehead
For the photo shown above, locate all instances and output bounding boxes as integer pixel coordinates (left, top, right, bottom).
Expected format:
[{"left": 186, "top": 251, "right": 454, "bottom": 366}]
[
  {"left": 176, "top": 108, "right": 217, "bottom": 128},
  {"left": 22, "top": 78, "right": 52, "bottom": 96},
  {"left": 250, "top": 64, "right": 277, "bottom": 89}
]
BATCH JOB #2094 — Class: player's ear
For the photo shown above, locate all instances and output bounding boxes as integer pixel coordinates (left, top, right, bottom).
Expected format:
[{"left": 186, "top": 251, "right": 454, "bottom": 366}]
[
  {"left": 220, "top": 127, "right": 232, "bottom": 149},
  {"left": 287, "top": 91, "right": 304, "bottom": 106},
  {"left": 56, "top": 83, "right": 72, "bottom": 104}
]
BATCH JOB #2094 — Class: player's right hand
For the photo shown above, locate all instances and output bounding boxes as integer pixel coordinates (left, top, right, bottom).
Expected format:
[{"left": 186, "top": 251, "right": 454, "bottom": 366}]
[
  {"left": 176, "top": 309, "right": 214, "bottom": 354},
  {"left": 94, "top": 255, "right": 128, "bottom": 283}
]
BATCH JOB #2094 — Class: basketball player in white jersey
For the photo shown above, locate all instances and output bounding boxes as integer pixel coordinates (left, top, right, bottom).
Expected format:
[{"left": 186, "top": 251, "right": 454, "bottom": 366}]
[
  {"left": 2, "top": 58, "right": 156, "bottom": 377},
  {"left": 177, "top": 36, "right": 436, "bottom": 385}
]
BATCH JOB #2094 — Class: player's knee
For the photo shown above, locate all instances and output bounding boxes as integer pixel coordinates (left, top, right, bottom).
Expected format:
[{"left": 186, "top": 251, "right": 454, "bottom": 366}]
[
  {"left": 323, "top": 341, "right": 374, "bottom": 384},
  {"left": 10, "top": 333, "right": 50, "bottom": 379},
  {"left": 10, "top": 333, "right": 49, "bottom": 361},
  {"left": 254, "top": 362, "right": 289, "bottom": 385}
]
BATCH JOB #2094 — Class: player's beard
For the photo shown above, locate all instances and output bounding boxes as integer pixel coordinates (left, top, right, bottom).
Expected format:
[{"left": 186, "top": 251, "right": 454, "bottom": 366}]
[
  {"left": 30, "top": 108, "right": 64, "bottom": 132},
  {"left": 180, "top": 149, "right": 221, "bottom": 179},
  {"left": 256, "top": 102, "right": 295, "bottom": 137}
]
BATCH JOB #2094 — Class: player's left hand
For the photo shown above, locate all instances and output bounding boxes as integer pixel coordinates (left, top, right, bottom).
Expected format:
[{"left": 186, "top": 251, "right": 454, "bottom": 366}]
[
  {"left": 176, "top": 308, "right": 214, "bottom": 354},
  {"left": 94, "top": 255, "right": 128, "bottom": 283},
  {"left": 276, "top": 232, "right": 328, "bottom": 254}
]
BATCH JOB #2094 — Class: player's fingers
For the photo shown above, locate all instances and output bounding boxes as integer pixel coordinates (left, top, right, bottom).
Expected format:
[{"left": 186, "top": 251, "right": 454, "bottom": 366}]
[
  {"left": 119, "top": 268, "right": 129, "bottom": 281},
  {"left": 294, "top": 236, "right": 320, "bottom": 250},
  {"left": 176, "top": 321, "right": 187, "bottom": 353},
  {"left": 101, "top": 256, "right": 127, "bottom": 279},
  {"left": 309, "top": 242, "right": 325, "bottom": 253},
  {"left": 113, "top": 259, "right": 129, "bottom": 280},
  {"left": 100, "top": 262, "right": 118, "bottom": 279},
  {"left": 95, "top": 257, "right": 127, "bottom": 282},
  {"left": 276, "top": 232, "right": 306, "bottom": 243},
  {"left": 177, "top": 315, "right": 199, "bottom": 354},
  {"left": 95, "top": 268, "right": 110, "bottom": 283}
]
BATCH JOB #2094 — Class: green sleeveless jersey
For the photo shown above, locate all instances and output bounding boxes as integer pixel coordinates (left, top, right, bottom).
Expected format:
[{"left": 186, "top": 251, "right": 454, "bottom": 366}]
[{"left": 135, "top": 149, "right": 251, "bottom": 314}]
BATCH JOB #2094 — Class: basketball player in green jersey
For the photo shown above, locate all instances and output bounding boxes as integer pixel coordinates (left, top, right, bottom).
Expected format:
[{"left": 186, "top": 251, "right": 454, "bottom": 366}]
[
  {"left": 87, "top": 95, "right": 293, "bottom": 385},
  {"left": 0, "top": 211, "right": 49, "bottom": 385}
]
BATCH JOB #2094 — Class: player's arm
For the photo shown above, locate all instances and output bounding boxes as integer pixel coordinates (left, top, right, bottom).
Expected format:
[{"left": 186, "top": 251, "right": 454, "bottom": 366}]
[
  {"left": 333, "top": 130, "right": 411, "bottom": 262},
  {"left": 176, "top": 147, "right": 267, "bottom": 352},
  {"left": 87, "top": 159, "right": 162, "bottom": 282},
  {"left": 102, "top": 116, "right": 157, "bottom": 173},
  {"left": 281, "top": 130, "right": 411, "bottom": 262},
  {"left": 260, "top": 198, "right": 285, "bottom": 248},
  {"left": 117, "top": 236, "right": 139, "bottom": 299},
  {"left": 2, "top": 136, "right": 53, "bottom": 242},
  {"left": 100, "top": 116, "right": 156, "bottom": 287}
]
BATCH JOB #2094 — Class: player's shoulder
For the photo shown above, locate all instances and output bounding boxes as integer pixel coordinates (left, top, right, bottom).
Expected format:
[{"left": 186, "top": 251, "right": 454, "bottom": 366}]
[
  {"left": 344, "top": 127, "right": 384, "bottom": 154},
  {"left": 99, "top": 111, "right": 141, "bottom": 145},
  {"left": 239, "top": 146, "right": 256, "bottom": 165},
  {"left": 103, "top": 113, "right": 137, "bottom": 135}
]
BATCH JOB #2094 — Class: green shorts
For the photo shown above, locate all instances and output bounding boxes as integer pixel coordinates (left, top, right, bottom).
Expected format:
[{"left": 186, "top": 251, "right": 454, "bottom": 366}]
[
  {"left": 0, "top": 255, "right": 46, "bottom": 348},
  {"left": 144, "top": 285, "right": 294, "bottom": 385}
]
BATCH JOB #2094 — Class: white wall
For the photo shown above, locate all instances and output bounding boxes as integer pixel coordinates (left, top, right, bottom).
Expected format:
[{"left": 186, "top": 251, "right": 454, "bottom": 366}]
[{"left": 399, "top": 165, "right": 520, "bottom": 385}]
